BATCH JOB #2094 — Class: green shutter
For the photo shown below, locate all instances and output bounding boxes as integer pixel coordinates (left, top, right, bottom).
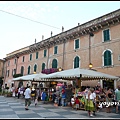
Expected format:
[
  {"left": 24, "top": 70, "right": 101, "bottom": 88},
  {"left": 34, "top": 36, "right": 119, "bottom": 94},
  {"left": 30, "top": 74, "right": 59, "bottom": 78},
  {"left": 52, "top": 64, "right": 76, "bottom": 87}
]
[
  {"left": 42, "top": 63, "right": 45, "bottom": 70},
  {"left": 36, "top": 52, "right": 38, "bottom": 59},
  {"left": 104, "top": 50, "right": 111, "bottom": 66},
  {"left": 34, "top": 65, "right": 37, "bottom": 72},
  {"left": 54, "top": 46, "right": 58, "bottom": 54},
  {"left": 74, "top": 56, "right": 79, "bottom": 68},
  {"left": 52, "top": 59, "right": 57, "bottom": 68},
  {"left": 44, "top": 50, "right": 46, "bottom": 57},
  {"left": 28, "top": 66, "right": 30, "bottom": 74},
  {"left": 30, "top": 54, "right": 32, "bottom": 61},
  {"left": 21, "top": 66, "right": 24, "bottom": 75},
  {"left": 75, "top": 39, "right": 79, "bottom": 49},
  {"left": 104, "top": 29, "right": 110, "bottom": 42}
]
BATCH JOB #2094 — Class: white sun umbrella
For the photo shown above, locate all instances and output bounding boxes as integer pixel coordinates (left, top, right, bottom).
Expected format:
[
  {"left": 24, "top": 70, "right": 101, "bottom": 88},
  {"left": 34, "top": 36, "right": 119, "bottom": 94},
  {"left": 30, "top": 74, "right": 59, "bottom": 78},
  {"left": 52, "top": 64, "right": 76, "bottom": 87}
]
[
  {"left": 42, "top": 68, "right": 118, "bottom": 80},
  {"left": 13, "top": 73, "right": 40, "bottom": 81},
  {"left": 34, "top": 72, "right": 48, "bottom": 81}
]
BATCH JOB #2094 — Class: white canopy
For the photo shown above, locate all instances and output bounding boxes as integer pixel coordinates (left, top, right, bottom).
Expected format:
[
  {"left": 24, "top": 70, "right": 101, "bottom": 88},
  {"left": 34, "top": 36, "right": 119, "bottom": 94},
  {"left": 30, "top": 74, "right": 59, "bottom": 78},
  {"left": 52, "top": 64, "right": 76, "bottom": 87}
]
[
  {"left": 13, "top": 68, "right": 119, "bottom": 81},
  {"left": 40, "top": 68, "right": 119, "bottom": 80},
  {"left": 13, "top": 73, "right": 47, "bottom": 81}
]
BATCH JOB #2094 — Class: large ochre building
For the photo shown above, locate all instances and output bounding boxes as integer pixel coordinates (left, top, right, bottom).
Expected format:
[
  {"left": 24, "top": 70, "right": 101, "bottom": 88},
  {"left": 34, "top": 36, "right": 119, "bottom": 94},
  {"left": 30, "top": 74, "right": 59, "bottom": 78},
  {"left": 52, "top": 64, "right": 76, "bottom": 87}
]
[{"left": 3, "top": 9, "right": 120, "bottom": 90}]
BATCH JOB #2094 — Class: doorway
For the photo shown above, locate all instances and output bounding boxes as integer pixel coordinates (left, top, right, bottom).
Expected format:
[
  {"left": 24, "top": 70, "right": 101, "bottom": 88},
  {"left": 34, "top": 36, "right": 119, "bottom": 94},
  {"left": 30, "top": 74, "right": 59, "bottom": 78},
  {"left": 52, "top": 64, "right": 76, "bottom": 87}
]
[{"left": 103, "top": 80, "right": 114, "bottom": 89}]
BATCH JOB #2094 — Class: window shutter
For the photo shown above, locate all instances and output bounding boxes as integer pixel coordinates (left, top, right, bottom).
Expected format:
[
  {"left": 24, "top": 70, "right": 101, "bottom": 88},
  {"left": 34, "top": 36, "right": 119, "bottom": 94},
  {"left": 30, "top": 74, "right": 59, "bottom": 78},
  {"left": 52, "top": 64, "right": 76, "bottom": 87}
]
[
  {"left": 104, "top": 29, "right": 110, "bottom": 42},
  {"left": 75, "top": 39, "right": 79, "bottom": 49},
  {"left": 104, "top": 50, "right": 111, "bottom": 66}
]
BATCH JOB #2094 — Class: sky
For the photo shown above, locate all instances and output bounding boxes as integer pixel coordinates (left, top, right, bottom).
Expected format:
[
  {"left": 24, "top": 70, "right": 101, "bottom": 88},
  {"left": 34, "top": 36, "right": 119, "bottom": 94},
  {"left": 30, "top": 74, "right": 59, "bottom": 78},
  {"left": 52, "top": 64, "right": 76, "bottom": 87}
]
[{"left": 0, "top": 1, "right": 120, "bottom": 59}]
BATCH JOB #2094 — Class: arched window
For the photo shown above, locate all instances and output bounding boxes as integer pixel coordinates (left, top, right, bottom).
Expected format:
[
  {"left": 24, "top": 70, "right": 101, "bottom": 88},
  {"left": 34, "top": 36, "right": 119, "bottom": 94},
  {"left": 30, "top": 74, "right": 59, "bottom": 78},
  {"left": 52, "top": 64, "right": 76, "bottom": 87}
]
[
  {"left": 104, "top": 50, "right": 112, "bottom": 66},
  {"left": 28, "top": 66, "right": 31, "bottom": 74},
  {"left": 34, "top": 64, "right": 37, "bottom": 72},
  {"left": 42, "top": 63, "right": 45, "bottom": 70},
  {"left": 21, "top": 66, "right": 24, "bottom": 75},
  {"left": 74, "top": 56, "right": 79, "bottom": 68},
  {"left": 52, "top": 59, "right": 57, "bottom": 68}
]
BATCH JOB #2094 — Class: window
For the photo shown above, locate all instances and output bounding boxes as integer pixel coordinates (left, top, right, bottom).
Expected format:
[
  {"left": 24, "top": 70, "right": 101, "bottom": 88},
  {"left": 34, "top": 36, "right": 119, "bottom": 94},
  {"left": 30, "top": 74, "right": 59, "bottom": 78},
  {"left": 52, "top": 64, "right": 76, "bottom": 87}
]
[
  {"left": 44, "top": 49, "right": 47, "bottom": 57},
  {"left": 42, "top": 63, "right": 45, "bottom": 70},
  {"left": 30, "top": 54, "right": 32, "bottom": 61},
  {"left": 21, "top": 66, "right": 24, "bottom": 75},
  {"left": 103, "top": 29, "right": 110, "bottom": 42},
  {"left": 22, "top": 56, "right": 25, "bottom": 62},
  {"left": 14, "top": 59, "right": 17, "bottom": 64},
  {"left": 74, "top": 56, "right": 79, "bottom": 68},
  {"left": 7, "top": 70, "right": 9, "bottom": 77},
  {"left": 36, "top": 52, "right": 39, "bottom": 59},
  {"left": 75, "top": 39, "right": 79, "bottom": 49},
  {"left": 12, "top": 69, "right": 16, "bottom": 75},
  {"left": 8, "top": 61, "right": 10, "bottom": 66},
  {"left": 34, "top": 64, "right": 37, "bottom": 72},
  {"left": 104, "top": 50, "right": 112, "bottom": 66},
  {"left": 28, "top": 66, "right": 31, "bottom": 74},
  {"left": 54, "top": 46, "right": 58, "bottom": 54},
  {"left": 52, "top": 59, "right": 57, "bottom": 68}
]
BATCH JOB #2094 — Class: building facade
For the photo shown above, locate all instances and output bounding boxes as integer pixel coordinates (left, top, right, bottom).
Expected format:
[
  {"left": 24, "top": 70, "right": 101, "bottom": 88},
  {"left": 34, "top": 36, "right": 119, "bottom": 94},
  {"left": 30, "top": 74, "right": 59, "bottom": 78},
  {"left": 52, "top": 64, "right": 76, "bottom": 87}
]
[
  {"left": 0, "top": 59, "right": 4, "bottom": 88},
  {"left": 3, "top": 9, "right": 120, "bottom": 90}
]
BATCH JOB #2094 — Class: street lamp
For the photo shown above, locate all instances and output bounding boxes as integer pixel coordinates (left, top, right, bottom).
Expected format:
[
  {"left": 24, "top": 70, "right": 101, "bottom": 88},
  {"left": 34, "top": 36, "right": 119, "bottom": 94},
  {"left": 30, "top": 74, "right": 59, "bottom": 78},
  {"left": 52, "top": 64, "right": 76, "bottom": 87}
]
[
  {"left": 33, "top": 71, "right": 36, "bottom": 74},
  {"left": 89, "top": 32, "right": 94, "bottom": 69},
  {"left": 89, "top": 63, "right": 93, "bottom": 69},
  {"left": 58, "top": 67, "right": 62, "bottom": 72}
]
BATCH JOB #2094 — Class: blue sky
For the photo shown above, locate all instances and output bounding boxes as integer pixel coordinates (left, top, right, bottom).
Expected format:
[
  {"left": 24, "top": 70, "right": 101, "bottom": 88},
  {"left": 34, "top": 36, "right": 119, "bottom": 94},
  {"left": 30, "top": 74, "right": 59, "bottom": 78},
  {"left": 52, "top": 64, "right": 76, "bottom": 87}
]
[{"left": 0, "top": 1, "right": 120, "bottom": 59}]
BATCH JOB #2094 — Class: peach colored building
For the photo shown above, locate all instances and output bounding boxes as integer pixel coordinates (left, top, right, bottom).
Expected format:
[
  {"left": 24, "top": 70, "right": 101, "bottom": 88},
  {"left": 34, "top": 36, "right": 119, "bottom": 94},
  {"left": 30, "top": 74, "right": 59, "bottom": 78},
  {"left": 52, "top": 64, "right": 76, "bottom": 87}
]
[
  {"left": 3, "top": 9, "right": 120, "bottom": 90},
  {"left": 0, "top": 59, "right": 4, "bottom": 87}
]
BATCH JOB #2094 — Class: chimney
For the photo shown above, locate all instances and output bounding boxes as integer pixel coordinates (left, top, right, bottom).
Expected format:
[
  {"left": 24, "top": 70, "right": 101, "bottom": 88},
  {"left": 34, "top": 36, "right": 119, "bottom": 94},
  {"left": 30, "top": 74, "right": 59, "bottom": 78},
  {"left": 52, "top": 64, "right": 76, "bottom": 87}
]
[
  {"left": 35, "top": 38, "right": 36, "bottom": 43},
  {"left": 62, "top": 26, "right": 64, "bottom": 32},
  {"left": 51, "top": 31, "right": 53, "bottom": 37},
  {"left": 42, "top": 35, "right": 44, "bottom": 40}
]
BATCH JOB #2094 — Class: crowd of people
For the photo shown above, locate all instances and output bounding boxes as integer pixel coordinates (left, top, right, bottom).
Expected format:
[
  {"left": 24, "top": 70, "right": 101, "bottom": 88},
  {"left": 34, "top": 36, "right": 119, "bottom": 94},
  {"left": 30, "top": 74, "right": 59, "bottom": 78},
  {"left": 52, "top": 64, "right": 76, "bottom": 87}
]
[
  {"left": 10, "top": 84, "right": 120, "bottom": 116},
  {"left": 69, "top": 85, "right": 120, "bottom": 117}
]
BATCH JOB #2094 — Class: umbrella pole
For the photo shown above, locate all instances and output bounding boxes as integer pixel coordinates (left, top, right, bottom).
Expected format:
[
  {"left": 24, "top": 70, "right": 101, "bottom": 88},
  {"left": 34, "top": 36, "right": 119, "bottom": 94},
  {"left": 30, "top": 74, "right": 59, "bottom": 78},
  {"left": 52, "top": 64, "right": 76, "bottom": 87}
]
[{"left": 78, "top": 79, "right": 81, "bottom": 92}]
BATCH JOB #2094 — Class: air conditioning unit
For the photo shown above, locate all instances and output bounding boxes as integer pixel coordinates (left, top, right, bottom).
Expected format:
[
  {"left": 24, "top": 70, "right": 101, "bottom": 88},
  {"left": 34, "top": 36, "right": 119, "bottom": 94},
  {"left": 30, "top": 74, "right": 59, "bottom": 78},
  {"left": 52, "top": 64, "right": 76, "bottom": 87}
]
[{"left": 118, "top": 55, "right": 120, "bottom": 61}]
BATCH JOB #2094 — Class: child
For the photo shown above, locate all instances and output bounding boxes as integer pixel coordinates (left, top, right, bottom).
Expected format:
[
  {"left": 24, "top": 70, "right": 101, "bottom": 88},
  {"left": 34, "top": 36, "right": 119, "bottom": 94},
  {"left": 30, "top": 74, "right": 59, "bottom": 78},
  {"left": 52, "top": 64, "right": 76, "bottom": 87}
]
[
  {"left": 35, "top": 98, "right": 38, "bottom": 107},
  {"left": 71, "top": 96, "right": 75, "bottom": 109},
  {"left": 75, "top": 97, "right": 80, "bottom": 110}
]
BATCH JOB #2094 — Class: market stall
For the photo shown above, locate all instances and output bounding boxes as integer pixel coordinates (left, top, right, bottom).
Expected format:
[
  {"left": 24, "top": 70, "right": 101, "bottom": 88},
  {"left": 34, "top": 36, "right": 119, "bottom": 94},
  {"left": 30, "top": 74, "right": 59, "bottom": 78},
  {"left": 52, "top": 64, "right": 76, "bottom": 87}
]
[{"left": 37, "top": 68, "right": 119, "bottom": 109}]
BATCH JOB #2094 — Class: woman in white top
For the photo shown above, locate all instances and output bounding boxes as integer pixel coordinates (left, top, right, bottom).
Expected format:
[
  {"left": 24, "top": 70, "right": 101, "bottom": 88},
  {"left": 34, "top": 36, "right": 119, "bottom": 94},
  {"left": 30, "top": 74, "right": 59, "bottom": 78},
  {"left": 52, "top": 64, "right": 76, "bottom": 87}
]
[
  {"left": 71, "top": 96, "right": 75, "bottom": 109},
  {"left": 85, "top": 87, "right": 95, "bottom": 117}
]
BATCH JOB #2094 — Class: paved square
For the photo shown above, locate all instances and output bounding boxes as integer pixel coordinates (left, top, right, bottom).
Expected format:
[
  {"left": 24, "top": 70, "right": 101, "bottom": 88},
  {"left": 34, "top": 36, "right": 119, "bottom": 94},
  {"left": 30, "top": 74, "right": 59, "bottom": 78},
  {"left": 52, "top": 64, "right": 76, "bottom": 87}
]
[{"left": 0, "top": 96, "right": 120, "bottom": 119}]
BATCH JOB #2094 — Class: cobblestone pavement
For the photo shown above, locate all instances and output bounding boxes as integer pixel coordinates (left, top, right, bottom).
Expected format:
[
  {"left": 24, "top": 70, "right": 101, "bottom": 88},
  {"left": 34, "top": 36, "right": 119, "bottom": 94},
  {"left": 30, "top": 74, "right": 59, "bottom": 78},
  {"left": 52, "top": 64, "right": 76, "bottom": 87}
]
[{"left": 0, "top": 96, "right": 120, "bottom": 119}]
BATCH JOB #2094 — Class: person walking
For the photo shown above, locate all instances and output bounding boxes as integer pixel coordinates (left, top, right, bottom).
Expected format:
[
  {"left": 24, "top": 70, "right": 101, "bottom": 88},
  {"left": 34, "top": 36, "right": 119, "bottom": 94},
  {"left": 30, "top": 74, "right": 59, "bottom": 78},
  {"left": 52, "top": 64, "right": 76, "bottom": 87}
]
[
  {"left": 35, "top": 97, "right": 38, "bottom": 107},
  {"left": 92, "top": 88, "right": 96, "bottom": 116},
  {"left": 105, "top": 87, "right": 112, "bottom": 113},
  {"left": 24, "top": 86, "right": 31, "bottom": 110},
  {"left": 18, "top": 87, "right": 21, "bottom": 99},
  {"left": 115, "top": 85, "right": 120, "bottom": 113}
]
